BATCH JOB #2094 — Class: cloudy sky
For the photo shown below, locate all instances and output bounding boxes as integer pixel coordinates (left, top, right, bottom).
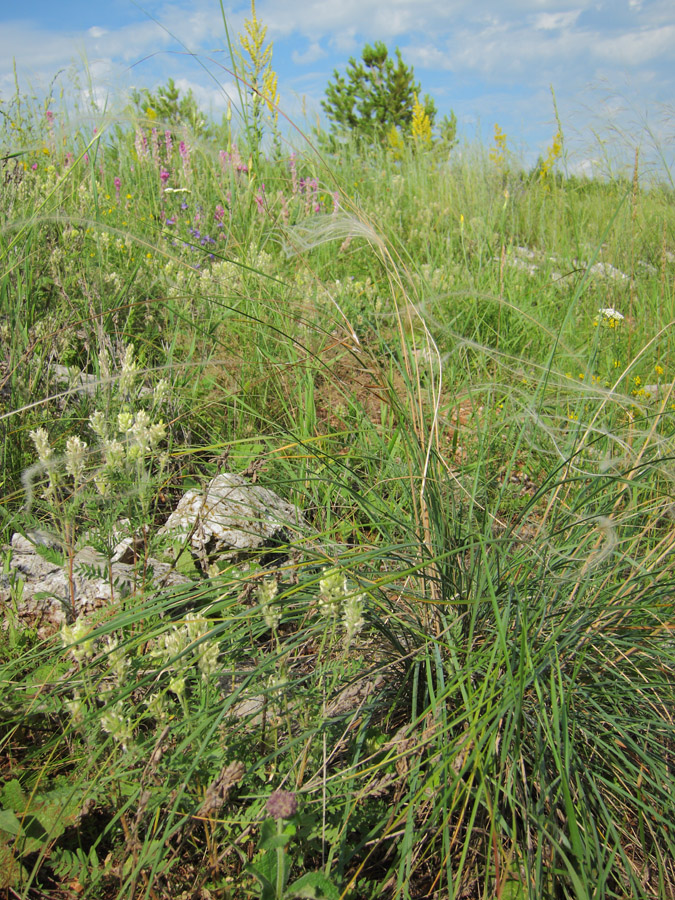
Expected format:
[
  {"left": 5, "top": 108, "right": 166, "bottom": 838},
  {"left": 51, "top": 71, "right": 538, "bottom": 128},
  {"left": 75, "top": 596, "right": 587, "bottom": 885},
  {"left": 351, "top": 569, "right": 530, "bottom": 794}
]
[{"left": 1, "top": 0, "right": 673, "bottom": 177}]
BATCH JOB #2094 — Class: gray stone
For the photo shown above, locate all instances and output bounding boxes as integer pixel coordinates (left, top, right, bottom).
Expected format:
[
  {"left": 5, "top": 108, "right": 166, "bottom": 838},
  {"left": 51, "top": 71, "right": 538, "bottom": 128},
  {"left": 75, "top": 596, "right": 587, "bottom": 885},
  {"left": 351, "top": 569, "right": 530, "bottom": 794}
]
[
  {"left": 1, "top": 532, "right": 190, "bottom": 635},
  {"left": 160, "top": 472, "right": 306, "bottom": 564}
]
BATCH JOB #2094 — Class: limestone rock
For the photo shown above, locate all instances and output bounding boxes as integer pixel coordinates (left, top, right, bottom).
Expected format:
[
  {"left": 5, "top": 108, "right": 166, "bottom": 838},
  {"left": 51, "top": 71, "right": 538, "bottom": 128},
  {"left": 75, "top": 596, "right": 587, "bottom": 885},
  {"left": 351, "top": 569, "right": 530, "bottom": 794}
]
[
  {"left": 160, "top": 472, "right": 306, "bottom": 564},
  {"left": 1, "top": 532, "right": 189, "bottom": 636}
]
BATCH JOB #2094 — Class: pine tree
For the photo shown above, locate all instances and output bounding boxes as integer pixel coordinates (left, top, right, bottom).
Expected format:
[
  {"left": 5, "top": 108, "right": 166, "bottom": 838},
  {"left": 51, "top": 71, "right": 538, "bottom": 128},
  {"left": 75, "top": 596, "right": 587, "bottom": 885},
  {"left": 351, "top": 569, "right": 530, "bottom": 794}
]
[
  {"left": 131, "top": 78, "right": 209, "bottom": 137},
  {"left": 320, "top": 42, "right": 436, "bottom": 147}
]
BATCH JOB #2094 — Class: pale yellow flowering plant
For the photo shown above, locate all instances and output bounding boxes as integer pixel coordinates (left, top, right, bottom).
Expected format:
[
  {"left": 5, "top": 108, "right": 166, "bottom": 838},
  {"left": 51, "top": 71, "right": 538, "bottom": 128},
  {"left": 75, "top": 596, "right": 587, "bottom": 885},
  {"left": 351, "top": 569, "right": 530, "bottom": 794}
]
[{"left": 23, "top": 343, "right": 170, "bottom": 614}]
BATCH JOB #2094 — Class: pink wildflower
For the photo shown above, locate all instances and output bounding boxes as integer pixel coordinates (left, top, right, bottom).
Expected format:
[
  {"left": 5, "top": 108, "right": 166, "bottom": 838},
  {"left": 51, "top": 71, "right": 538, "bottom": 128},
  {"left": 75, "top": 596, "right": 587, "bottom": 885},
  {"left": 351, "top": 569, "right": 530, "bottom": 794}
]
[
  {"left": 289, "top": 152, "right": 298, "bottom": 195},
  {"left": 179, "top": 139, "right": 191, "bottom": 182},
  {"left": 134, "top": 129, "right": 148, "bottom": 161},
  {"left": 255, "top": 183, "right": 266, "bottom": 213},
  {"left": 266, "top": 791, "right": 297, "bottom": 820},
  {"left": 150, "top": 128, "right": 160, "bottom": 166}
]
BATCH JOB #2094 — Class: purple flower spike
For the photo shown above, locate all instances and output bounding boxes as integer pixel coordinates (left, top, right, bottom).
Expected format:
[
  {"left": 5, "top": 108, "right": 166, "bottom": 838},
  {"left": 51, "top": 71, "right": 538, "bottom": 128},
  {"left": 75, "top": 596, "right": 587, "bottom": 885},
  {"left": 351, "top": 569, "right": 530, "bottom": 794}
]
[{"left": 266, "top": 790, "right": 297, "bottom": 820}]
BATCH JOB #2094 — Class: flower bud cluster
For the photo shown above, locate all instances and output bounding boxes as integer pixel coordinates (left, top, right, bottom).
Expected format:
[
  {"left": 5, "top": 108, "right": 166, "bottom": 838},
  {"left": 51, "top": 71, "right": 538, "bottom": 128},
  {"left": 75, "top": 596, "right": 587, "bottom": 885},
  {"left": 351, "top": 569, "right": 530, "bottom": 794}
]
[
  {"left": 318, "top": 567, "right": 366, "bottom": 648},
  {"left": 185, "top": 612, "right": 220, "bottom": 681},
  {"left": 61, "top": 616, "right": 95, "bottom": 662},
  {"left": 100, "top": 702, "right": 134, "bottom": 751},
  {"left": 27, "top": 345, "right": 169, "bottom": 506},
  {"left": 150, "top": 611, "right": 220, "bottom": 694},
  {"left": 258, "top": 578, "right": 281, "bottom": 632}
]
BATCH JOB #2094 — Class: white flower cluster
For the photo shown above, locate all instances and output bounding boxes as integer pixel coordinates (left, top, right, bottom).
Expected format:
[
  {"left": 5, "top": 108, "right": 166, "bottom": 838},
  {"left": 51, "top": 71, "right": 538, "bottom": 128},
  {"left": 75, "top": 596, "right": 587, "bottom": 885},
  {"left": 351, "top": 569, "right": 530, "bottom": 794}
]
[
  {"left": 318, "top": 567, "right": 366, "bottom": 649},
  {"left": 65, "top": 436, "right": 87, "bottom": 483},
  {"left": 151, "top": 611, "right": 220, "bottom": 692},
  {"left": 28, "top": 346, "right": 168, "bottom": 503},
  {"left": 61, "top": 616, "right": 95, "bottom": 663},
  {"left": 29, "top": 427, "right": 54, "bottom": 465},
  {"left": 186, "top": 612, "right": 220, "bottom": 682},
  {"left": 598, "top": 307, "right": 624, "bottom": 322},
  {"left": 100, "top": 702, "right": 134, "bottom": 751},
  {"left": 258, "top": 578, "right": 281, "bottom": 632},
  {"left": 105, "top": 634, "right": 131, "bottom": 683},
  {"left": 118, "top": 343, "right": 138, "bottom": 395}
]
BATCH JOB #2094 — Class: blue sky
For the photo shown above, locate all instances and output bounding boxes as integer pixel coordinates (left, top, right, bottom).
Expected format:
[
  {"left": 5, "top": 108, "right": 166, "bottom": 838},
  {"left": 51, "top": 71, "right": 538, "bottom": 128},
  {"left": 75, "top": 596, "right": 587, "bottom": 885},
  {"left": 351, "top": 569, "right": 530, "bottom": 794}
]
[{"left": 1, "top": 0, "right": 673, "bottom": 178}]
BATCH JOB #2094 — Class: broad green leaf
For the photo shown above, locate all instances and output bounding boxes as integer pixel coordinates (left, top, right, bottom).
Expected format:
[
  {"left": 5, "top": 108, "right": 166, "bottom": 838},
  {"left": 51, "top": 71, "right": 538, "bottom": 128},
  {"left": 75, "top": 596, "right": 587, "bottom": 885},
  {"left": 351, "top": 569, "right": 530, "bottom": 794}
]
[
  {"left": 287, "top": 871, "right": 341, "bottom": 899},
  {"left": 0, "top": 809, "right": 22, "bottom": 836}
]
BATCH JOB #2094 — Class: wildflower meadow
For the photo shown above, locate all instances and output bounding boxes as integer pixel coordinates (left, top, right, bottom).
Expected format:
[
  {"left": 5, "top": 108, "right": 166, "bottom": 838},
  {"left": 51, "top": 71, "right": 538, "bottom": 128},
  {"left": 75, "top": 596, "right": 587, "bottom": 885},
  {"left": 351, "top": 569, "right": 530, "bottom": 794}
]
[{"left": 0, "top": 5, "right": 674, "bottom": 899}]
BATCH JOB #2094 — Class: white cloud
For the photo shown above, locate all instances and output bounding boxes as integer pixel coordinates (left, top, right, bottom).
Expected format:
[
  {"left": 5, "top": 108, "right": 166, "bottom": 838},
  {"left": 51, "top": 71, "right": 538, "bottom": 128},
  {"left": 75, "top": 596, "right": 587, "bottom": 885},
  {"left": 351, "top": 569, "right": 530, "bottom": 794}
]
[
  {"left": 533, "top": 10, "right": 581, "bottom": 30},
  {"left": 88, "top": 26, "right": 107, "bottom": 38},
  {"left": 172, "top": 76, "right": 237, "bottom": 112},
  {"left": 291, "top": 41, "right": 325, "bottom": 65},
  {"left": 593, "top": 25, "right": 675, "bottom": 66}
]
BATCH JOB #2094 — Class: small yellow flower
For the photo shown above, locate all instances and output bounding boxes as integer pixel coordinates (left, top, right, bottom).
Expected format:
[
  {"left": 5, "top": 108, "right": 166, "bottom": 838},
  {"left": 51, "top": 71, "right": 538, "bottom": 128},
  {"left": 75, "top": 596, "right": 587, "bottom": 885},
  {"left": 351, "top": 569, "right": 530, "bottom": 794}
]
[
  {"left": 655, "top": 364, "right": 664, "bottom": 376},
  {"left": 633, "top": 375, "right": 641, "bottom": 387}
]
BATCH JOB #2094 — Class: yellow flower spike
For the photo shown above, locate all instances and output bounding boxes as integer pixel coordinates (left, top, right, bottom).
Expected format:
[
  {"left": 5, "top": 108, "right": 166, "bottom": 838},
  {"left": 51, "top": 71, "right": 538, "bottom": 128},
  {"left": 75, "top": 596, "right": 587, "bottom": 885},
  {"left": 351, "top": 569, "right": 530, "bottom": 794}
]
[
  {"left": 411, "top": 93, "right": 432, "bottom": 146},
  {"left": 489, "top": 124, "right": 507, "bottom": 166},
  {"left": 655, "top": 364, "right": 664, "bottom": 376}
]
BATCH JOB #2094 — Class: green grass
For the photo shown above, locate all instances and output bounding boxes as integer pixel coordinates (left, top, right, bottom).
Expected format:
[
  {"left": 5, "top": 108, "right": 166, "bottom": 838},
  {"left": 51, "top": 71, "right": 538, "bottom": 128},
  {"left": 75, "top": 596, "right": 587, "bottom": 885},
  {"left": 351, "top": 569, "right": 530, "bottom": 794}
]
[{"left": 0, "top": 76, "right": 674, "bottom": 900}]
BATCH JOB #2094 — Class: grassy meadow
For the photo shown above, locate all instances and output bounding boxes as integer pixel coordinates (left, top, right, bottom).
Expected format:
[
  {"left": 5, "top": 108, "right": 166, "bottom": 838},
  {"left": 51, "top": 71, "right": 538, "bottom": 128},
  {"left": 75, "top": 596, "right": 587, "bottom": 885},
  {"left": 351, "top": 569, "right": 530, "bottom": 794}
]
[{"left": 1, "top": 66, "right": 675, "bottom": 900}]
